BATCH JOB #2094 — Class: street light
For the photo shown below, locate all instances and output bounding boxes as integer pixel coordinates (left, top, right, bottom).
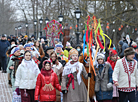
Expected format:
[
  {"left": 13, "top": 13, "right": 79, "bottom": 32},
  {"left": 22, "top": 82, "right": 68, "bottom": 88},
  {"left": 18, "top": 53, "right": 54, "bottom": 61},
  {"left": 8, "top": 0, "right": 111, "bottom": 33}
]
[
  {"left": 58, "top": 13, "right": 63, "bottom": 23},
  {"left": 45, "top": 17, "right": 49, "bottom": 24},
  {"left": 15, "top": 27, "right": 17, "bottom": 36},
  {"left": 25, "top": 23, "right": 28, "bottom": 36},
  {"left": 34, "top": 20, "right": 37, "bottom": 38},
  {"left": 58, "top": 13, "right": 63, "bottom": 41},
  {"left": 74, "top": 8, "right": 81, "bottom": 44},
  {"left": 18, "top": 25, "right": 22, "bottom": 36},
  {"left": 39, "top": 18, "right": 43, "bottom": 37}
]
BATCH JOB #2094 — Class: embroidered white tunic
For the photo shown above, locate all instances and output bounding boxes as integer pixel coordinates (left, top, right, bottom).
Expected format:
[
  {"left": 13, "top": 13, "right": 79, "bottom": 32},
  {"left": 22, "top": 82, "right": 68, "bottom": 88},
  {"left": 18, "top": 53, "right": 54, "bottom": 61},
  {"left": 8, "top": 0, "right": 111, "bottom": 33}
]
[{"left": 112, "top": 57, "right": 138, "bottom": 92}]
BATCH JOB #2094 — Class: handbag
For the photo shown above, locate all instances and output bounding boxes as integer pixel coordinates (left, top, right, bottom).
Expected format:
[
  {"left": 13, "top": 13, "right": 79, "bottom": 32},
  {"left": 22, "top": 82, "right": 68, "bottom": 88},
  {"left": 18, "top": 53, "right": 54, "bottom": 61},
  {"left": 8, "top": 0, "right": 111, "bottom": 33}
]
[{"left": 12, "top": 91, "right": 21, "bottom": 102}]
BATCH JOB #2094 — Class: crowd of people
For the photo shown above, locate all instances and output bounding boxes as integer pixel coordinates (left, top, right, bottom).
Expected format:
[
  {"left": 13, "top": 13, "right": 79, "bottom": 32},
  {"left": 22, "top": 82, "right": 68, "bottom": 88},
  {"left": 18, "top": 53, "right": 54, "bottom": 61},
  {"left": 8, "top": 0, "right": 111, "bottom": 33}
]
[{"left": 0, "top": 33, "right": 138, "bottom": 102}]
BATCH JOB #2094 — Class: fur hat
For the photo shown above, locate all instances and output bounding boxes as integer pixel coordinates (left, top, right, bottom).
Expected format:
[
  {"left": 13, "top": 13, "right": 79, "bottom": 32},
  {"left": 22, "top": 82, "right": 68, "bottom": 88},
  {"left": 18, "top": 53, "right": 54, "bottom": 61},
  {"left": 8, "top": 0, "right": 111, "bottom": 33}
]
[
  {"left": 10, "top": 47, "right": 20, "bottom": 57},
  {"left": 124, "top": 47, "right": 135, "bottom": 56},
  {"left": 97, "top": 53, "right": 105, "bottom": 60},
  {"left": 55, "top": 43, "right": 63, "bottom": 48},
  {"left": 69, "top": 48, "right": 78, "bottom": 57},
  {"left": 24, "top": 43, "right": 31, "bottom": 49}
]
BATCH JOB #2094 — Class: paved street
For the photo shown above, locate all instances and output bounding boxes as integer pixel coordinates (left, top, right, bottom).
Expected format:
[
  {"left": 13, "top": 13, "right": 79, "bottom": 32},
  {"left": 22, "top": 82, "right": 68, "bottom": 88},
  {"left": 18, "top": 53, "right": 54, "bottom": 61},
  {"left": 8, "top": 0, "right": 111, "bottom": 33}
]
[{"left": 0, "top": 71, "right": 12, "bottom": 102}]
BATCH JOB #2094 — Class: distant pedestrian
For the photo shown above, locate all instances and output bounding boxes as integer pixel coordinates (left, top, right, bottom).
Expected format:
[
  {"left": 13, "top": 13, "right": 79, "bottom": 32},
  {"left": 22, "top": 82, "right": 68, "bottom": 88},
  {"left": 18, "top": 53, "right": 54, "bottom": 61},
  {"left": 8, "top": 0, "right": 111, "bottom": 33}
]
[{"left": 0, "top": 34, "right": 10, "bottom": 72}]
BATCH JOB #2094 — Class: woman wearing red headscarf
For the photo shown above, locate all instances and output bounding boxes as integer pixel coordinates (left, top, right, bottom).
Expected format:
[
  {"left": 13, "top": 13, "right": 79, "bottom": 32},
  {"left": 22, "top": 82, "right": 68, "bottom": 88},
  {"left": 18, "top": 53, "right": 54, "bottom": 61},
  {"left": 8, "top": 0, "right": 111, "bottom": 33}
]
[{"left": 107, "top": 49, "right": 119, "bottom": 102}]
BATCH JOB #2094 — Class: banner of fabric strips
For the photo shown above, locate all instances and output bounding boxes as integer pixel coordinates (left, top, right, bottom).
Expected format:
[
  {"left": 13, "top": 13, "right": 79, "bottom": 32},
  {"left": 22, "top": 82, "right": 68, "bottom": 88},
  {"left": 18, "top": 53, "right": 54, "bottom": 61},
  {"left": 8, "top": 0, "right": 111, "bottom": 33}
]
[
  {"left": 83, "top": 15, "right": 112, "bottom": 76},
  {"left": 43, "top": 19, "right": 63, "bottom": 46}
]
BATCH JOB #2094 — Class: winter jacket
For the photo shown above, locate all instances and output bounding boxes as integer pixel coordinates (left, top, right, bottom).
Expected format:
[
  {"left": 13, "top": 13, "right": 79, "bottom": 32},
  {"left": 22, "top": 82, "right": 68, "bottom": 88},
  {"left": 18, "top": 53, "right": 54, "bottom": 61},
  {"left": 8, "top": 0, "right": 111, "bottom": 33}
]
[
  {"left": 14, "top": 59, "right": 40, "bottom": 89},
  {"left": 35, "top": 69, "right": 61, "bottom": 101},
  {"left": 113, "top": 57, "right": 138, "bottom": 92},
  {"left": 94, "top": 62, "right": 113, "bottom": 101},
  {"left": 107, "top": 57, "right": 119, "bottom": 97},
  {"left": 0, "top": 40, "right": 10, "bottom": 57},
  {"left": 119, "top": 41, "right": 129, "bottom": 58},
  {"left": 7, "top": 55, "right": 24, "bottom": 91}
]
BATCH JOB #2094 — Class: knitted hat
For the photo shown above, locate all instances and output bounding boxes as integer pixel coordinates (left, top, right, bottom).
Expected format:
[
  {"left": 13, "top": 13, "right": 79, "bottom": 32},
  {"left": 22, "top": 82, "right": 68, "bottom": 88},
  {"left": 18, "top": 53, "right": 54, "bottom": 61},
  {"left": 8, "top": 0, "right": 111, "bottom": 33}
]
[
  {"left": 24, "top": 35, "right": 28, "bottom": 38},
  {"left": 66, "top": 41, "right": 71, "bottom": 47},
  {"left": 55, "top": 43, "right": 63, "bottom": 48},
  {"left": 24, "top": 43, "right": 31, "bottom": 49},
  {"left": 109, "top": 49, "right": 117, "bottom": 57},
  {"left": 69, "top": 48, "right": 78, "bottom": 57},
  {"left": 124, "top": 47, "right": 135, "bottom": 56},
  {"left": 10, "top": 47, "right": 20, "bottom": 57},
  {"left": 97, "top": 53, "right": 105, "bottom": 60}
]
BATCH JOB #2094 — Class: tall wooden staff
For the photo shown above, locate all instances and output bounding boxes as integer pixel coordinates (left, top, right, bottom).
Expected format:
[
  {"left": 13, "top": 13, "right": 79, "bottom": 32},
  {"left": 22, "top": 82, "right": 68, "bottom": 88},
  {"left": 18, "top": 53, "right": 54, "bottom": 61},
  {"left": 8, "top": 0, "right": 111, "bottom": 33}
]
[{"left": 87, "top": 16, "right": 99, "bottom": 102}]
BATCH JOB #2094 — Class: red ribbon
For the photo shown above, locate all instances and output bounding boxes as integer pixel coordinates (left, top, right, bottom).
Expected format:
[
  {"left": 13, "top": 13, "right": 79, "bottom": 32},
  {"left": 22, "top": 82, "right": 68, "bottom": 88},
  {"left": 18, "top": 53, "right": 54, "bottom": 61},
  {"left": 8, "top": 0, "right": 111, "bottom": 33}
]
[
  {"left": 9, "top": 54, "right": 14, "bottom": 57},
  {"left": 66, "top": 74, "right": 75, "bottom": 90}
]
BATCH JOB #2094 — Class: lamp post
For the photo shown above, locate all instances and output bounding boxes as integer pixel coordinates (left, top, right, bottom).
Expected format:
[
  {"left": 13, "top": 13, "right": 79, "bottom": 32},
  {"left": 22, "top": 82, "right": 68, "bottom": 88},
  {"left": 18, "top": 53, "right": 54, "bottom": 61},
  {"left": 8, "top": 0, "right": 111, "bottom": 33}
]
[
  {"left": 34, "top": 20, "right": 37, "bottom": 38},
  {"left": 58, "top": 13, "right": 63, "bottom": 41},
  {"left": 15, "top": 27, "right": 17, "bottom": 37},
  {"left": 74, "top": 8, "right": 81, "bottom": 44},
  {"left": 39, "top": 18, "right": 43, "bottom": 37},
  {"left": 25, "top": 23, "right": 28, "bottom": 36},
  {"left": 45, "top": 17, "right": 49, "bottom": 24},
  {"left": 45, "top": 17, "right": 49, "bottom": 39},
  {"left": 18, "top": 25, "right": 21, "bottom": 37}
]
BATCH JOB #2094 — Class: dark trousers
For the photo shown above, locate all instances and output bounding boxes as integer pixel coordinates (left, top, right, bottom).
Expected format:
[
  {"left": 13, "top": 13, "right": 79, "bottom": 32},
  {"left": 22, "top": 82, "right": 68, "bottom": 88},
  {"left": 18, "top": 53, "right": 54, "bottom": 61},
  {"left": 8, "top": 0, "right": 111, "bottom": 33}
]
[
  {"left": 135, "top": 88, "right": 138, "bottom": 102},
  {"left": 119, "top": 90, "right": 135, "bottom": 102},
  {"left": 0, "top": 56, "right": 7, "bottom": 71},
  {"left": 20, "top": 89, "right": 37, "bottom": 102},
  {"left": 112, "top": 97, "right": 119, "bottom": 102}
]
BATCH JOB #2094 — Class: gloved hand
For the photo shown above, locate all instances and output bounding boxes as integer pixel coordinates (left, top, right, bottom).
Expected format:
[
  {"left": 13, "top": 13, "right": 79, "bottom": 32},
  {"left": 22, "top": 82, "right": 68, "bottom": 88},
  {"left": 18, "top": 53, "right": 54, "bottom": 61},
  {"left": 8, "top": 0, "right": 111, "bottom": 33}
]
[
  {"left": 107, "top": 83, "right": 113, "bottom": 89},
  {"left": 15, "top": 88, "right": 20, "bottom": 95},
  {"left": 62, "top": 90, "right": 68, "bottom": 94},
  {"left": 88, "top": 73, "right": 91, "bottom": 78}
]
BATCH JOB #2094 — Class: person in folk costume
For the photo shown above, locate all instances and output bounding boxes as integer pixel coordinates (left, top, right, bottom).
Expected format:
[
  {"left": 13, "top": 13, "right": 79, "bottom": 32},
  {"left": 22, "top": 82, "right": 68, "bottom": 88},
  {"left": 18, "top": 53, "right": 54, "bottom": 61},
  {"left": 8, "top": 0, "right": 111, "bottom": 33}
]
[
  {"left": 14, "top": 50, "right": 40, "bottom": 102},
  {"left": 35, "top": 60, "right": 61, "bottom": 102},
  {"left": 55, "top": 43, "right": 68, "bottom": 67},
  {"left": 94, "top": 53, "right": 113, "bottom": 102},
  {"left": 107, "top": 49, "right": 119, "bottom": 102},
  {"left": 79, "top": 53, "right": 95, "bottom": 102},
  {"left": 113, "top": 47, "right": 138, "bottom": 102},
  {"left": 6, "top": 44, "right": 17, "bottom": 87},
  {"left": 64, "top": 41, "right": 73, "bottom": 58},
  {"left": 50, "top": 51, "right": 63, "bottom": 102},
  {"left": 24, "top": 43, "right": 32, "bottom": 52},
  {"left": 7, "top": 47, "right": 24, "bottom": 91},
  {"left": 61, "top": 48, "right": 91, "bottom": 102}
]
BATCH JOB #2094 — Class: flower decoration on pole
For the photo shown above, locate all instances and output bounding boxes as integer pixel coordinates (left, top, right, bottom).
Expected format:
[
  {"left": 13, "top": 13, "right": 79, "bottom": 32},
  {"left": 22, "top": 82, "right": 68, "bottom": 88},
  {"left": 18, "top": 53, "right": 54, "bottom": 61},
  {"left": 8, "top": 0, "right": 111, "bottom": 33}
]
[{"left": 43, "top": 19, "right": 63, "bottom": 46}]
